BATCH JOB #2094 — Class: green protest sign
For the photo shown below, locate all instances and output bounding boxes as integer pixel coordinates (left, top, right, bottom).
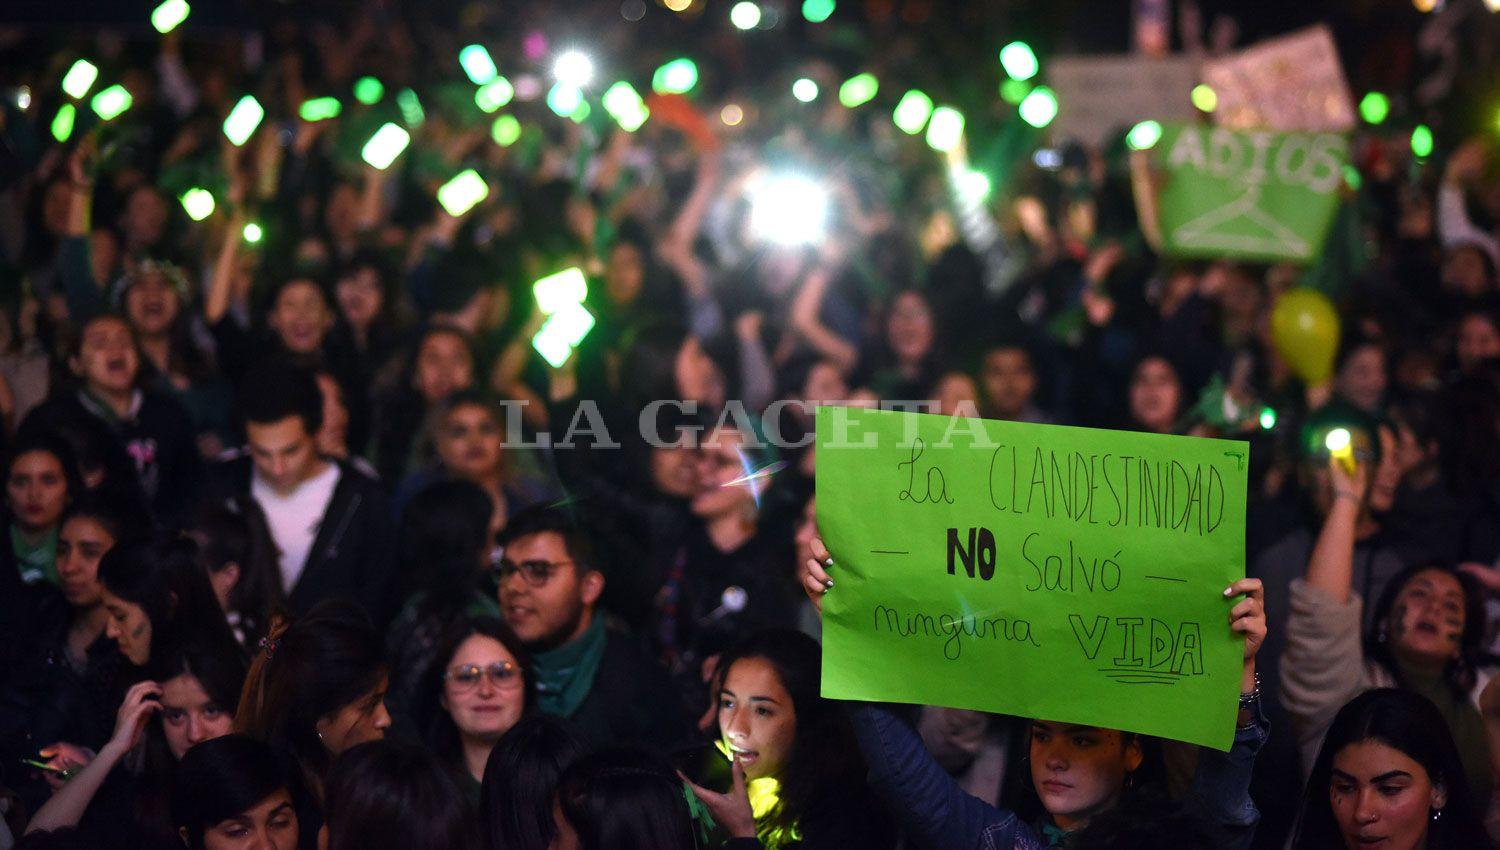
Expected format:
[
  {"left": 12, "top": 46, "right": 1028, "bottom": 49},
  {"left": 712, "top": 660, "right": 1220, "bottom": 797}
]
[
  {"left": 815, "top": 407, "right": 1249, "bottom": 751},
  {"left": 1153, "top": 123, "right": 1348, "bottom": 264}
]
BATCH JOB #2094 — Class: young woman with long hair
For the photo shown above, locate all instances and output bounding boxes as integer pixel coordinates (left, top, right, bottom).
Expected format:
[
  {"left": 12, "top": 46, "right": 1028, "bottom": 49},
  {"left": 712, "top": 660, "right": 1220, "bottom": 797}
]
[
  {"left": 1291, "top": 688, "right": 1493, "bottom": 850},
  {"left": 413, "top": 617, "right": 534, "bottom": 791},
  {"left": 321, "top": 740, "right": 478, "bottom": 850},
  {"left": 234, "top": 600, "right": 391, "bottom": 847},
  {"left": 23, "top": 635, "right": 247, "bottom": 844},
  {"left": 97, "top": 534, "right": 238, "bottom": 669},
  {"left": 685, "top": 629, "right": 895, "bottom": 849},
  {"left": 479, "top": 715, "right": 586, "bottom": 850}
]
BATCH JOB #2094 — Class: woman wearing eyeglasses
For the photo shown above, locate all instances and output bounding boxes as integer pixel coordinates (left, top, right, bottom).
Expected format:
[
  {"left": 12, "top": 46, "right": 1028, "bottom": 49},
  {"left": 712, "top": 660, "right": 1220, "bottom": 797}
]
[{"left": 413, "top": 616, "right": 535, "bottom": 797}]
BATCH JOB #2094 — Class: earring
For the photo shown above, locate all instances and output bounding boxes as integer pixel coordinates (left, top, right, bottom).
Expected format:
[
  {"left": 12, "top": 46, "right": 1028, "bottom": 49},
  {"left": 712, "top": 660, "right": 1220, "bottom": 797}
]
[{"left": 1431, "top": 807, "right": 1444, "bottom": 823}]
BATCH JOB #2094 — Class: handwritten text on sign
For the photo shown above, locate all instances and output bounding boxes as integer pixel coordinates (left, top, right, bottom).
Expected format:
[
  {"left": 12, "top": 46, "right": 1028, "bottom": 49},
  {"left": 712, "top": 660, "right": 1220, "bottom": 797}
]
[
  {"left": 815, "top": 407, "right": 1248, "bottom": 750},
  {"left": 1152, "top": 123, "right": 1349, "bottom": 264}
]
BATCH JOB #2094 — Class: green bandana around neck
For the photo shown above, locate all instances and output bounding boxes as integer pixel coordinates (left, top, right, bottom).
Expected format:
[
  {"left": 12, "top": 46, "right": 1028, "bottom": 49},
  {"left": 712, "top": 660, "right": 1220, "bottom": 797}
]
[
  {"left": 531, "top": 616, "right": 608, "bottom": 718},
  {"left": 12, "top": 524, "right": 58, "bottom": 586}
]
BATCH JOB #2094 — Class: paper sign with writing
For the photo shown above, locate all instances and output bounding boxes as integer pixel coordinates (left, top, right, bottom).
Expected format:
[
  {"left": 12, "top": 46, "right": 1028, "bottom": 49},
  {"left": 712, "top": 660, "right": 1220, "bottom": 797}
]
[
  {"left": 1152, "top": 123, "right": 1349, "bottom": 263},
  {"left": 1202, "top": 25, "right": 1355, "bottom": 133},
  {"left": 1048, "top": 55, "right": 1198, "bottom": 148},
  {"left": 815, "top": 407, "right": 1248, "bottom": 751}
]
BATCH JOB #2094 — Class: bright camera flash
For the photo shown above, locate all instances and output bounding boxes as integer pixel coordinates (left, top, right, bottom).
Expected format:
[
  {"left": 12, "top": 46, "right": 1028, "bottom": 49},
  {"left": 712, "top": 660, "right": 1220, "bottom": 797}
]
[
  {"left": 554, "top": 51, "right": 595, "bottom": 89},
  {"left": 750, "top": 175, "right": 830, "bottom": 246}
]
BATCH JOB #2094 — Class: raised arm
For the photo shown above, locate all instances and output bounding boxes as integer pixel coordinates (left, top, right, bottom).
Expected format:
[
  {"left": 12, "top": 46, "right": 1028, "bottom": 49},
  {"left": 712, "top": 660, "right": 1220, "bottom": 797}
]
[
  {"left": 796, "top": 536, "right": 1042, "bottom": 850},
  {"left": 788, "top": 260, "right": 859, "bottom": 374},
  {"left": 58, "top": 144, "right": 107, "bottom": 322},
  {"left": 1304, "top": 458, "right": 1367, "bottom": 604},
  {"left": 1182, "top": 578, "right": 1268, "bottom": 850},
  {"left": 1437, "top": 140, "right": 1500, "bottom": 259},
  {"left": 659, "top": 149, "right": 722, "bottom": 310},
  {"left": 1128, "top": 150, "right": 1165, "bottom": 252},
  {"left": 1280, "top": 458, "right": 1373, "bottom": 770},
  {"left": 204, "top": 145, "right": 250, "bottom": 327}
]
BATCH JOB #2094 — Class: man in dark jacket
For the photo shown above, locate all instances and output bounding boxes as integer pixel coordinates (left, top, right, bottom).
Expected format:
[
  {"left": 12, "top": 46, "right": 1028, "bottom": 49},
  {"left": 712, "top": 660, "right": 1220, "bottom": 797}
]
[
  {"left": 207, "top": 360, "right": 396, "bottom": 627},
  {"left": 496, "top": 506, "right": 693, "bottom": 752}
]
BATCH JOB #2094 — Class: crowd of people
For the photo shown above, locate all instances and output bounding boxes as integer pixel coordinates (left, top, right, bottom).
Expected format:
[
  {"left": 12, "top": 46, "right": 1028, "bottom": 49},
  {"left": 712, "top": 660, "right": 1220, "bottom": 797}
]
[{"left": 1, "top": 2, "right": 1500, "bottom": 849}]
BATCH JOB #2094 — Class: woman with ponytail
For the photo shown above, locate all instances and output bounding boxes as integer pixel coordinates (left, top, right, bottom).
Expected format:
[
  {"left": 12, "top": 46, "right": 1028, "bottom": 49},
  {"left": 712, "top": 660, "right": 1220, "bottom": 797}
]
[{"left": 234, "top": 599, "right": 390, "bottom": 848}]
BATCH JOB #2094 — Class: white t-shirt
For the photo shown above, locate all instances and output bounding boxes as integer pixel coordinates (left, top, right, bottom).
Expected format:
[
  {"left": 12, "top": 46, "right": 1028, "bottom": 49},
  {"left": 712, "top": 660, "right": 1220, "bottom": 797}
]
[{"left": 251, "top": 462, "right": 342, "bottom": 594}]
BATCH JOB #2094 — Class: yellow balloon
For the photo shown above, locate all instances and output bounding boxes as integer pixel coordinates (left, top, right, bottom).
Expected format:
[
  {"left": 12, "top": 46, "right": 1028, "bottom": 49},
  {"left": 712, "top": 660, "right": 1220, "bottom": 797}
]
[{"left": 1271, "top": 288, "right": 1340, "bottom": 385}]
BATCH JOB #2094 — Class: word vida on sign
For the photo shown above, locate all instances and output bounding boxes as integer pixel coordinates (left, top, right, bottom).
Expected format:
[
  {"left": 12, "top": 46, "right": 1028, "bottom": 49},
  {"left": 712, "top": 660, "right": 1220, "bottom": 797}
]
[{"left": 816, "top": 406, "right": 1248, "bottom": 751}]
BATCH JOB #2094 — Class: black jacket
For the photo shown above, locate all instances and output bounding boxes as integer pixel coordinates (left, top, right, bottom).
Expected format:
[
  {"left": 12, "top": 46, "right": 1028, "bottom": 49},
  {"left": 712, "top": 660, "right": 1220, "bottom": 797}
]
[
  {"left": 564, "top": 629, "right": 694, "bottom": 753},
  {"left": 206, "top": 455, "right": 399, "bottom": 628},
  {"left": 21, "top": 389, "right": 200, "bottom": 524}
]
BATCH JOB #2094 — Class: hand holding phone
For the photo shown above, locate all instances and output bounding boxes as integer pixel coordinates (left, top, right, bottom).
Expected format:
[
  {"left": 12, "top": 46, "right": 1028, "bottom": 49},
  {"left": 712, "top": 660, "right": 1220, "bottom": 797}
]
[
  {"left": 19, "top": 758, "right": 75, "bottom": 781},
  {"left": 29, "top": 741, "right": 94, "bottom": 788}
]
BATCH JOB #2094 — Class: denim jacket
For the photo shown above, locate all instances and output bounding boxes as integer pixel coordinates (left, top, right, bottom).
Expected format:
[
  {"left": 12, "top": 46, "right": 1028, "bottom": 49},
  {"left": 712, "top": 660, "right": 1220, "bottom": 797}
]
[{"left": 846, "top": 701, "right": 1269, "bottom": 850}]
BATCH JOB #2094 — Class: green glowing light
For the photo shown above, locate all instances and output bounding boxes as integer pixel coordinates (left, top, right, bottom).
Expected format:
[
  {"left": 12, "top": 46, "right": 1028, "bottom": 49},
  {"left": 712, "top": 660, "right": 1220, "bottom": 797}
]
[
  {"left": 1000, "top": 79, "right": 1031, "bottom": 105},
  {"left": 62, "top": 60, "right": 98, "bottom": 100},
  {"left": 242, "top": 222, "right": 264, "bottom": 243},
  {"left": 652, "top": 58, "right": 699, "bottom": 95},
  {"left": 1191, "top": 84, "right": 1218, "bottom": 112},
  {"left": 802, "top": 0, "right": 835, "bottom": 23},
  {"left": 533, "top": 267, "right": 589, "bottom": 315},
  {"left": 892, "top": 89, "right": 933, "bottom": 135},
  {"left": 222, "top": 95, "right": 264, "bottom": 146},
  {"left": 956, "top": 169, "right": 991, "bottom": 202},
  {"left": 532, "top": 301, "right": 596, "bottom": 368},
  {"left": 838, "top": 73, "right": 878, "bottom": 108},
  {"left": 1411, "top": 124, "right": 1433, "bottom": 159},
  {"left": 475, "top": 78, "right": 515, "bottom": 113},
  {"left": 602, "top": 82, "right": 649, "bottom": 132},
  {"left": 90, "top": 85, "right": 133, "bottom": 121},
  {"left": 1126, "top": 120, "right": 1163, "bottom": 151},
  {"left": 1359, "top": 91, "right": 1390, "bottom": 125},
  {"left": 1018, "top": 86, "right": 1058, "bottom": 129},
  {"left": 299, "top": 97, "right": 343, "bottom": 122},
  {"left": 546, "top": 83, "right": 583, "bottom": 117},
  {"left": 792, "top": 78, "right": 819, "bottom": 103},
  {"left": 491, "top": 114, "right": 522, "bottom": 147},
  {"left": 925, "top": 106, "right": 964, "bottom": 153},
  {"left": 436, "top": 170, "right": 489, "bottom": 218},
  {"left": 459, "top": 44, "right": 499, "bottom": 86},
  {"left": 1259, "top": 407, "right": 1277, "bottom": 430},
  {"left": 180, "top": 187, "right": 215, "bottom": 222},
  {"left": 353, "top": 77, "right": 384, "bottom": 105},
  {"left": 151, "top": 0, "right": 190, "bottom": 34},
  {"left": 397, "top": 89, "right": 424, "bottom": 127},
  {"left": 999, "top": 41, "right": 1039, "bottom": 81},
  {"left": 361, "top": 123, "right": 410, "bottom": 170},
  {"left": 51, "top": 104, "right": 76, "bottom": 143}
]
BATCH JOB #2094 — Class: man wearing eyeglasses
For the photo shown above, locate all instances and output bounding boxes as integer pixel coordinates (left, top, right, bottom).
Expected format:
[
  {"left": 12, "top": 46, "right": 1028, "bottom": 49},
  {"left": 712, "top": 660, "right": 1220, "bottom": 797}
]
[{"left": 494, "top": 506, "right": 692, "bottom": 751}]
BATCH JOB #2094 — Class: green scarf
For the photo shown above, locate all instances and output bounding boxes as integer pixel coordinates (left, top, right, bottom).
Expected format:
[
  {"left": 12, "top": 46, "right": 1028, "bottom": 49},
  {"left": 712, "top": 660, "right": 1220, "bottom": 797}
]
[
  {"left": 532, "top": 616, "right": 608, "bottom": 718},
  {"left": 12, "top": 525, "right": 58, "bottom": 586},
  {"left": 1040, "top": 820, "right": 1070, "bottom": 849}
]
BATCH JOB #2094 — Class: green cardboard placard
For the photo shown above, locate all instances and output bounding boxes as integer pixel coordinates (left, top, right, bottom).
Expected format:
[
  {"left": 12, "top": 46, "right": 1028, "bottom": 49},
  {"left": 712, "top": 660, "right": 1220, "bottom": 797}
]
[
  {"left": 1153, "top": 123, "right": 1348, "bottom": 264},
  {"left": 815, "top": 407, "right": 1249, "bottom": 751}
]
